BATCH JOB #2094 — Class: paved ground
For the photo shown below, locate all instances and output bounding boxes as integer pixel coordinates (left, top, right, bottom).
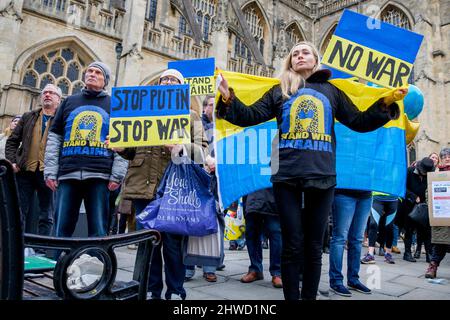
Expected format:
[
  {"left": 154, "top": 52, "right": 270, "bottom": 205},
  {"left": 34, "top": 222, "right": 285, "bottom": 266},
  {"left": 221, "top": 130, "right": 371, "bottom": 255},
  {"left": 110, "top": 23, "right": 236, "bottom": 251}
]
[{"left": 113, "top": 241, "right": 450, "bottom": 300}]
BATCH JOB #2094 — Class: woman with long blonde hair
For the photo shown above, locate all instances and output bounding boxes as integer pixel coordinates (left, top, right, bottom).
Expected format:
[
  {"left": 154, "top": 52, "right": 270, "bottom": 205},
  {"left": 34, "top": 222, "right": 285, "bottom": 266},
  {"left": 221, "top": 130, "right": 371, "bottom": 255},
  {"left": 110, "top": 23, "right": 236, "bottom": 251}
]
[
  {"left": 216, "top": 41, "right": 407, "bottom": 300},
  {"left": 0, "top": 115, "right": 21, "bottom": 159}
]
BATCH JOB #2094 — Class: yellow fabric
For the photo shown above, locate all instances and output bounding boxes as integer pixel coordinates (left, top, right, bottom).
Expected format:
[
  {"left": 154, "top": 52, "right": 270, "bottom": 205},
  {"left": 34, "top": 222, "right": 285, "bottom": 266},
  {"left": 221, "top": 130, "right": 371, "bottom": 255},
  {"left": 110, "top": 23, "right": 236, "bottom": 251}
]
[{"left": 214, "top": 70, "right": 420, "bottom": 143}]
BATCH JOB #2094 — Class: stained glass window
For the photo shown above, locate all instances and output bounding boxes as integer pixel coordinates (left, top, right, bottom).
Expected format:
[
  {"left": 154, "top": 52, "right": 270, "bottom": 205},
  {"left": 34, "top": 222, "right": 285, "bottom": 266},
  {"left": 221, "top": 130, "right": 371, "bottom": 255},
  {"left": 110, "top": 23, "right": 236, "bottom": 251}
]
[
  {"left": 23, "top": 71, "right": 37, "bottom": 87},
  {"left": 203, "top": 15, "right": 210, "bottom": 41},
  {"left": 51, "top": 58, "right": 64, "bottom": 78},
  {"left": 34, "top": 57, "right": 48, "bottom": 74},
  {"left": 57, "top": 79, "right": 69, "bottom": 95},
  {"left": 22, "top": 47, "right": 90, "bottom": 95},
  {"left": 40, "top": 74, "right": 54, "bottom": 89},
  {"left": 67, "top": 62, "right": 80, "bottom": 82}
]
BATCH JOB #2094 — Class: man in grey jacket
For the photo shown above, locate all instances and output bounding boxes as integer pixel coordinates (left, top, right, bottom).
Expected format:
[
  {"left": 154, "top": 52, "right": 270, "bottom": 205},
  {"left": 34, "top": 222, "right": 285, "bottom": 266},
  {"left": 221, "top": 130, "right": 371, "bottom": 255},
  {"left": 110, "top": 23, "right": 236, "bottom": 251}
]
[{"left": 44, "top": 61, "right": 128, "bottom": 237}]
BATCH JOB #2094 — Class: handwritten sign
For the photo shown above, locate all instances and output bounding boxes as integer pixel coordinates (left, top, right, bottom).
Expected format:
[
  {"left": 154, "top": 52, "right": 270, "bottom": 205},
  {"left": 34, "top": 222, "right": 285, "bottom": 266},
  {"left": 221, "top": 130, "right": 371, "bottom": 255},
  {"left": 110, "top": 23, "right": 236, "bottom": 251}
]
[
  {"left": 168, "top": 58, "right": 215, "bottom": 96},
  {"left": 109, "top": 85, "right": 191, "bottom": 147},
  {"left": 322, "top": 10, "right": 423, "bottom": 88}
]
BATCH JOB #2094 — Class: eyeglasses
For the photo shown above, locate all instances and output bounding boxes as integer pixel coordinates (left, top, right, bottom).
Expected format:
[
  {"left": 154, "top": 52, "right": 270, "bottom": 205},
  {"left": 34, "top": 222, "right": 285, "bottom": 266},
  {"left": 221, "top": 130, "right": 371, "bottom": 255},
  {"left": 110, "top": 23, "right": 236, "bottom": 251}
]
[
  {"left": 160, "top": 76, "right": 181, "bottom": 84},
  {"left": 42, "top": 90, "right": 60, "bottom": 97}
]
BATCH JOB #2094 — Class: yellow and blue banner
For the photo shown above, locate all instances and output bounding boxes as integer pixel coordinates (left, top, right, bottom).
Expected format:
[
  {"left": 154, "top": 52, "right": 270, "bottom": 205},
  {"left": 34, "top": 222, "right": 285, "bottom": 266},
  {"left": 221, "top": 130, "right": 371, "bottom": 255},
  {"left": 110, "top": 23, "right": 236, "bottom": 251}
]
[
  {"left": 168, "top": 58, "right": 215, "bottom": 96},
  {"left": 215, "top": 71, "right": 419, "bottom": 209},
  {"left": 322, "top": 9, "right": 423, "bottom": 88},
  {"left": 109, "top": 85, "right": 191, "bottom": 148}
]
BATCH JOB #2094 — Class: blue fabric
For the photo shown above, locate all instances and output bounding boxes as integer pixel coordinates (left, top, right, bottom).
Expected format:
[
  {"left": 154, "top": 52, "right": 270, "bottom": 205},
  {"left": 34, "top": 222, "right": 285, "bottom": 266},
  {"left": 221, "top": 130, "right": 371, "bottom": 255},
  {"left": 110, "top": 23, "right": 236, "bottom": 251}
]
[
  {"left": 137, "top": 158, "right": 217, "bottom": 236},
  {"left": 329, "top": 194, "right": 373, "bottom": 286},
  {"left": 335, "top": 123, "right": 406, "bottom": 197},
  {"left": 54, "top": 178, "right": 109, "bottom": 237},
  {"left": 168, "top": 58, "right": 215, "bottom": 78},
  {"left": 245, "top": 213, "right": 282, "bottom": 276}
]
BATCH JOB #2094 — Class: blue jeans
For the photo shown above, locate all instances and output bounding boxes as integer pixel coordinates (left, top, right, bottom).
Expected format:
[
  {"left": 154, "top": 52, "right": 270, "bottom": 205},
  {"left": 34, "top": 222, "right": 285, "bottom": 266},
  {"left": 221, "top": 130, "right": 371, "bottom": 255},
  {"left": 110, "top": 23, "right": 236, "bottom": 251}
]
[
  {"left": 54, "top": 179, "right": 109, "bottom": 237},
  {"left": 245, "top": 212, "right": 282, "bottom": 276},
  {"left": 329, "top": 194, "right": 372, "bottom": 286},
  {"left": 133, "top": 198, "right": 186, "bottom": 299}
]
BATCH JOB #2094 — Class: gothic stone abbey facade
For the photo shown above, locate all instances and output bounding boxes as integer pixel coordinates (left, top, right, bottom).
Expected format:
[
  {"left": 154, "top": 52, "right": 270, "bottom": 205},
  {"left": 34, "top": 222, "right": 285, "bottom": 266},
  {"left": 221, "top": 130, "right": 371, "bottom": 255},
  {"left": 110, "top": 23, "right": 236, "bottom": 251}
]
[{"left": 0, "top": 0, "right": 448, "bottom": 160}]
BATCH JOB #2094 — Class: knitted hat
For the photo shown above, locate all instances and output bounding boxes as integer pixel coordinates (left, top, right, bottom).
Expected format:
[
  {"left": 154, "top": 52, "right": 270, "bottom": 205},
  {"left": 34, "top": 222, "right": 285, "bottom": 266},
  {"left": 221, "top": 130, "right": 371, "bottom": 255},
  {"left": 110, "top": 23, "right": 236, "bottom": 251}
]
[
  {"left": 87, "top": 61, "right": 111, "bottom": 88},
  {"left": 159, "top": 69, "right": 184, "bottom": 84},
  {"left": 417, "top": 157, "right": 435, "bottom": 174}
]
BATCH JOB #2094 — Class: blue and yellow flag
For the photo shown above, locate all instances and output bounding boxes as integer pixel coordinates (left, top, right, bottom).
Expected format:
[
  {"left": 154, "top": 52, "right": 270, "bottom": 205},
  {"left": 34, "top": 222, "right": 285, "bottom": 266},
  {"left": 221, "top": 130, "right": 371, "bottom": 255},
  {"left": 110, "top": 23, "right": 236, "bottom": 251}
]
[{"left": 215, "top": 71, "right": 419, "bottom": 209}]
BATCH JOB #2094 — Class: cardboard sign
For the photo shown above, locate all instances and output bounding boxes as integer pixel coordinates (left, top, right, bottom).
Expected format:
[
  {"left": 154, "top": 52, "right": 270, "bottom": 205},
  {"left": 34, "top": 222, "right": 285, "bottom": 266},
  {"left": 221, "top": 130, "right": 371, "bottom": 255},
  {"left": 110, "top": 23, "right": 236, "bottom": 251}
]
[
  {"left": 168, "top": 58, "right": 215, "bottom": 96},
  {"left": 109, "top": 85, "right": 191, "bottom": 148},
  {"left": 322, "top": 9, "right": 423, "bottom": 88},
  {"left": 427, "top": 171, "right": 450, "bottom": 226}
]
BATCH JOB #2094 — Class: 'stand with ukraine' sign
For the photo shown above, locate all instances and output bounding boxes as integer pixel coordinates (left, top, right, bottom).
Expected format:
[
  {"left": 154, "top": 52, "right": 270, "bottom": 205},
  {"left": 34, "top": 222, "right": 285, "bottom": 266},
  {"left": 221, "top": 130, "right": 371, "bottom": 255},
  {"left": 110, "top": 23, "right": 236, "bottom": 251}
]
[
  {"left": 168, "top": 58, "right": 215, "bottom": 96},
  {"left": 109, "top": 85, "right": 191, "bottom": 148},
  {"left": 322, "top": 9, "right": 423, "bottom": 88}
]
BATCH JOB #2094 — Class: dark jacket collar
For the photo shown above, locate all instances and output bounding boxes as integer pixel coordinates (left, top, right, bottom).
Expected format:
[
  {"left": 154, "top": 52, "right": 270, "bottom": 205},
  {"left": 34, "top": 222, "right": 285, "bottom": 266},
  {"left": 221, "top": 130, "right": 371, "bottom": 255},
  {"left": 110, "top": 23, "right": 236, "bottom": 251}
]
[
  {"left": 306, "top": 69, "right": 332, "bottom": 83},
  {"left": 82, "top": 88, "right": 109, "bottom": 98}
]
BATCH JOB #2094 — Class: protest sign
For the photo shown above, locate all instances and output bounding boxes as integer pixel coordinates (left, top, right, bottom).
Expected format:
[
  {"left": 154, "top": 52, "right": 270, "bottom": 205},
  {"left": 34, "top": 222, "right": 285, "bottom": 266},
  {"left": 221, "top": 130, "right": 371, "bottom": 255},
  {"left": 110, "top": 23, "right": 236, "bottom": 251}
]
[
  {"left": 322, "top": 9, "right": 423, "bottom": 88},
  {"left": 168, "top": 58, "right": 215, "bottom": 96},
  {"left": 428, "top": 171, "right": 450, "bottom": 226},
  {"left": 109, "top": 84, "right": 191, "bottom": 148}
]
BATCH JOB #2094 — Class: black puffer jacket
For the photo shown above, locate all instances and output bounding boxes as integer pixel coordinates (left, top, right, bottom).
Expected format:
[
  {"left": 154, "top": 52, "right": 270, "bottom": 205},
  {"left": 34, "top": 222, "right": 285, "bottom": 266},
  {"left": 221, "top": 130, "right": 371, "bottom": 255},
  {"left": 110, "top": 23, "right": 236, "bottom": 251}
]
[{"left": 244, "top": 188, "right": 278, "bottom": 215}]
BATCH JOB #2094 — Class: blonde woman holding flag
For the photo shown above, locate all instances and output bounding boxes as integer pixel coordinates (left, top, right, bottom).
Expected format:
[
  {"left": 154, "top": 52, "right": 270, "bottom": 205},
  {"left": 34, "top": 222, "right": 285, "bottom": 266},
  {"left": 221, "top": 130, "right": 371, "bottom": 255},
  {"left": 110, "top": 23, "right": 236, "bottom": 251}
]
[{"left": 216, "top": 41, "right": 407, "bottom": 300}]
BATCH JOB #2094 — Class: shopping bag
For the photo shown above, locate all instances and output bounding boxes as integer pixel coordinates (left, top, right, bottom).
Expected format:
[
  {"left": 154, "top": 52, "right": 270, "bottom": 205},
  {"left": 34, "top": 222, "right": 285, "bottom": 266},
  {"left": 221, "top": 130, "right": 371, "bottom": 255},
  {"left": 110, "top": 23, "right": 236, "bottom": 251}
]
[
  {"left": 183, "top": 218, "right": 222, "bottom": 267},
  {"left": 136, "top": 157, "right": 217, "bottom": 236},
  {"left": 224, "top": 198, "right": 245, "bottom": 241}
]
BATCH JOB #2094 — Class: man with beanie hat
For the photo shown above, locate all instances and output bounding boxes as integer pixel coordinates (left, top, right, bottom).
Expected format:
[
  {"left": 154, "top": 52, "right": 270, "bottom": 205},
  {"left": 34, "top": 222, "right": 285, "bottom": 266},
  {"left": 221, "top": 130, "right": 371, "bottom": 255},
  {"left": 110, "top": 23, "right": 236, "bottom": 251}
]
[{"left": 44, "top": 62, "right": 128, "bottom": 240}]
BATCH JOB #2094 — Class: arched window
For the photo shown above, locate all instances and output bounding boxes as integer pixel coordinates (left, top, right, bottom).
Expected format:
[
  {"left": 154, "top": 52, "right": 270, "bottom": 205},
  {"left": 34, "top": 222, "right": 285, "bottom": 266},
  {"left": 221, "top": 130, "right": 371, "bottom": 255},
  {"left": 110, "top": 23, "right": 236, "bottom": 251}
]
[
  {"left": 21, "top": 47, "right": 89, "bottom": 95},
  {"left": 285, "top": 23, "right": 304, "bottom": 47},
  {"left": 203, "top": 15, "right": 210, "bottom": 41},
  {"left": 380, "top": 5, "right": 411, "bottom": 30},
  {"left": 193, "top": 0, "right": 216, "bottom": 41},
  {"left": 320, "top": 24, "right": 337, "bottom": 55},
  {"left": 243, "top": 3, "right": 267, "bottom": 56},
  {"left": 179, "top": 15, "right": 187, "bottom": 35},
  {"left": 145, "top": 0, "right": 158, "bottom": 22}
]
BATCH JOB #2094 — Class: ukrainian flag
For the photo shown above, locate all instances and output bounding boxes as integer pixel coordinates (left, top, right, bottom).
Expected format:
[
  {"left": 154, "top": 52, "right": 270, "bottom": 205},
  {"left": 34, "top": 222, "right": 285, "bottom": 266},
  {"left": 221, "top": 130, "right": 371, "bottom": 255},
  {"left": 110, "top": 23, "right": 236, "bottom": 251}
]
[{"left": 215, "top": 70, "right": 419, "bottom": 209}]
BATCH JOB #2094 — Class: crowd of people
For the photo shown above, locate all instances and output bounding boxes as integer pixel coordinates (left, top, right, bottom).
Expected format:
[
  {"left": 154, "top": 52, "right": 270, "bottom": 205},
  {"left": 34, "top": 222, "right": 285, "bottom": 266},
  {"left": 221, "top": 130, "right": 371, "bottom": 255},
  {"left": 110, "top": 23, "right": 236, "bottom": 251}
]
[{"left": 2, "top": 41, "right": 449, "bottom": 300}]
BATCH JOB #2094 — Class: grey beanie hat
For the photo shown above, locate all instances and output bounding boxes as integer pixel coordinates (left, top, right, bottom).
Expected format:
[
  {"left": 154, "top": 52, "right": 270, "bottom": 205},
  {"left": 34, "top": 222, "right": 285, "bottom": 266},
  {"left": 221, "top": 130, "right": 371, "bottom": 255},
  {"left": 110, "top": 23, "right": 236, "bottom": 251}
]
[{"left": 87, "top": 61, "right": 111, "bottom": 88}]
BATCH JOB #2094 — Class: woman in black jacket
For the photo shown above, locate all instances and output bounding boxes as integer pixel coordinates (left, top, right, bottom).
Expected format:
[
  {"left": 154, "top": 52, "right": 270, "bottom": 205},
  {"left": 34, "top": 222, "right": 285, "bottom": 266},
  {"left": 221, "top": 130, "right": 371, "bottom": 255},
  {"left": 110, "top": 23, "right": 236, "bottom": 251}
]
[{"left": 216, "top": 41, "right": 407, "bottom": 300}]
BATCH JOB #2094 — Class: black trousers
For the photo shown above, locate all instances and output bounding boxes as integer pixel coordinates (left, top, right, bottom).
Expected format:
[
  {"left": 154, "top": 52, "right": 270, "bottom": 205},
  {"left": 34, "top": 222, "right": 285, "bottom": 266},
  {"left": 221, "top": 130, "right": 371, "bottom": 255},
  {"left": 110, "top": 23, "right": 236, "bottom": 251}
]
[
  {"left": 368, "top": 199, "right": 397, "bottom": 249},
  {"left": 273, "top": 182, "right": 334, "bottom": 300}
]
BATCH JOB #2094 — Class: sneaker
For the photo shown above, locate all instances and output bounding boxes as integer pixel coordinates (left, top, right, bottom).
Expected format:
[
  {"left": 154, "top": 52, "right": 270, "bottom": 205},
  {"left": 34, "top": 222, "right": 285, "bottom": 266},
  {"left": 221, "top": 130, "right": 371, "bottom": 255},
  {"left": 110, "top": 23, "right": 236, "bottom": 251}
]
[
  {"left": 229, "top": 243, "right": 237, "bottom": 250},
  {"left": 384, "top": 253, "right": 395, "bottom": 264},
  {"left": 361, "top": 253, "right": 375, "bottom": 264},
  {"left": 271, "top": 275, "right": 283, "bottom": 288},
  {"left": 330, "top": 284, "right": 352, "bottom": 297},
  {"left": 168, "top": 294, "right": 184, "bottom": 300},
  {"left": 348, "top": 281, "right": 372, "bottom": 294},
  {"left": 203, "top": 272, "right": 217, "bottom": 282}
]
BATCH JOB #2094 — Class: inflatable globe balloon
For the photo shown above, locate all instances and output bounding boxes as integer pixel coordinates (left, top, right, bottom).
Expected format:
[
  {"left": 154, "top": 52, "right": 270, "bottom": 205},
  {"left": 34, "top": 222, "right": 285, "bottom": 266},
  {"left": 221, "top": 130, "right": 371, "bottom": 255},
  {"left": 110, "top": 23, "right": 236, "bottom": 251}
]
[{"left": 403, "top": 84, "right": 424, "bottom": 120}]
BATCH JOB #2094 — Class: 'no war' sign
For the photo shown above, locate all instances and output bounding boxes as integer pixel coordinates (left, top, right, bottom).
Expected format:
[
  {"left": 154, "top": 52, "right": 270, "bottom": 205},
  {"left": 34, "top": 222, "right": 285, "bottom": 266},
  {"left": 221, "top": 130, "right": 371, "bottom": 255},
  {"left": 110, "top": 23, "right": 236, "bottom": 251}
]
[
  {"left": 109, "top": 85, "right": 191, "bottom": 148},
  {"left": 322, "top": 10, "right": 423, "bottom": 88}
]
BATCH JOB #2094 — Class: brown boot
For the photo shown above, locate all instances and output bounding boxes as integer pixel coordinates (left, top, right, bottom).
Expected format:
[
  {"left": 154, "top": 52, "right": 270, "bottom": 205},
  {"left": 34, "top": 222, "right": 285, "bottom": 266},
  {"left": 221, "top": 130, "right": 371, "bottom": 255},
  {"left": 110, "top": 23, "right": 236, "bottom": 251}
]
[
  {"left": 240, "top": 271, "right": 264, "bottom": 283},
  {"left": 271, "top": 275, "right": 283, "bottom": 288},
  {"left": 425, "top": 262, "right": 438, "bottom": 279}
]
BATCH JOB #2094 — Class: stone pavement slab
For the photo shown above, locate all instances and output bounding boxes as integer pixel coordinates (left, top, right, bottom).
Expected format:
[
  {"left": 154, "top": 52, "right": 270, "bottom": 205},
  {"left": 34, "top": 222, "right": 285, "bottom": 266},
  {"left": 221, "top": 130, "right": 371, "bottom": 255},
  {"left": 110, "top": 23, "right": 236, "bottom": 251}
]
[{"left": 113, "top": 242, "right": 450, "bottom": 300}]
